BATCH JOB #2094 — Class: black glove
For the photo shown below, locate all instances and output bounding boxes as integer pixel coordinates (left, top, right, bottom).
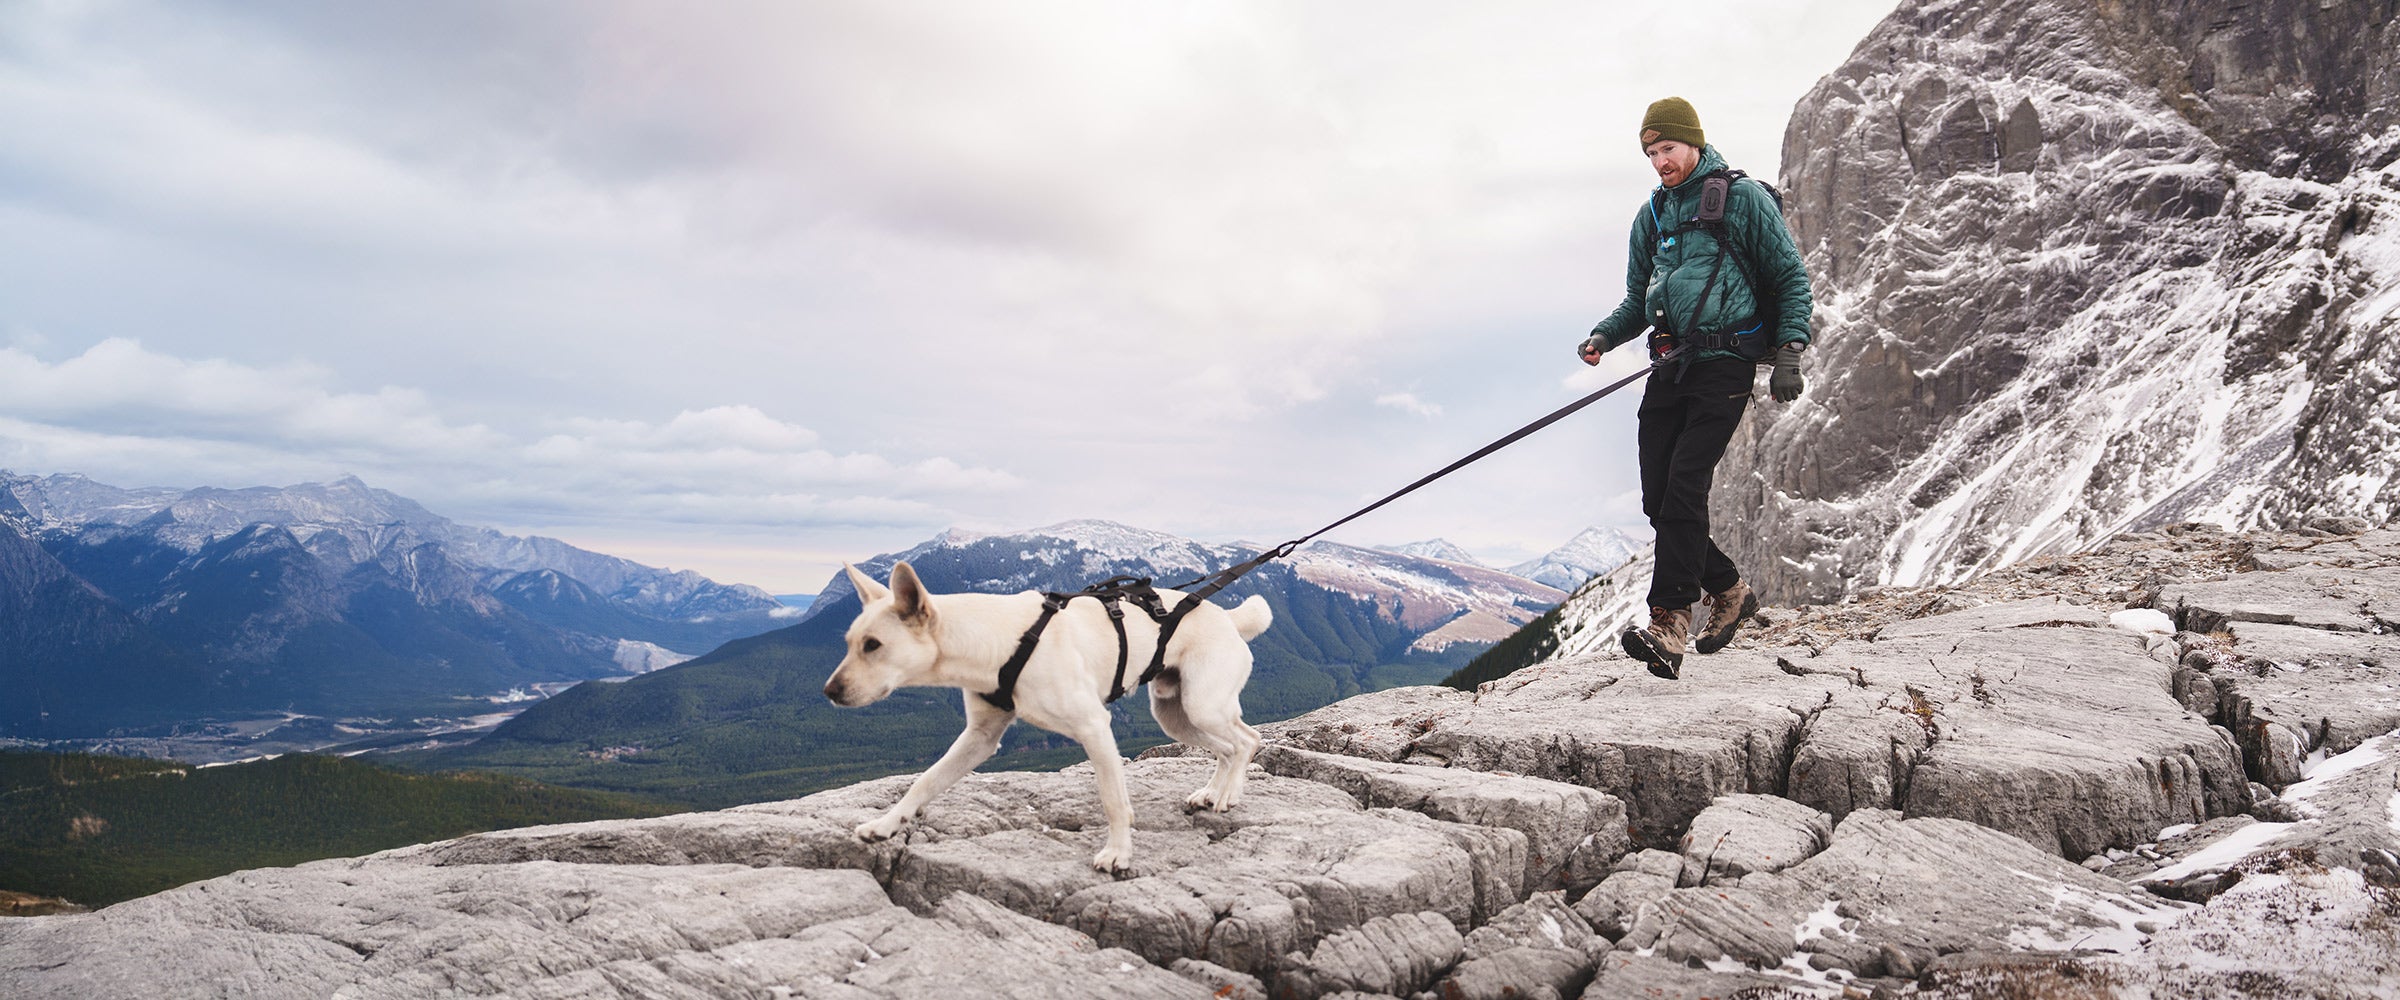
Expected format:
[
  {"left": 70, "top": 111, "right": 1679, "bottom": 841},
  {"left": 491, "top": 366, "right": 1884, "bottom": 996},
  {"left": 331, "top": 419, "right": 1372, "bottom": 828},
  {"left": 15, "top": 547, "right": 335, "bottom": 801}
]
[
  {"left": 1770, "top": 343, "right": 1805, "bottom": 402},
  {"left": 1577, "top": 334, "right": 1607, "bottom": 365}
]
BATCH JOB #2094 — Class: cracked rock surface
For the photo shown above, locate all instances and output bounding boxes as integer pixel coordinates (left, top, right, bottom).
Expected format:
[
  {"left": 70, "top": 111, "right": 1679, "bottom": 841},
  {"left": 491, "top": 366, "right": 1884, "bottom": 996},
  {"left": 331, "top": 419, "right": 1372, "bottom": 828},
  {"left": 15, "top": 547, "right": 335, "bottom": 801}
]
[{"left": 5, "top": 529, "right": 2398, "bottom": 998}]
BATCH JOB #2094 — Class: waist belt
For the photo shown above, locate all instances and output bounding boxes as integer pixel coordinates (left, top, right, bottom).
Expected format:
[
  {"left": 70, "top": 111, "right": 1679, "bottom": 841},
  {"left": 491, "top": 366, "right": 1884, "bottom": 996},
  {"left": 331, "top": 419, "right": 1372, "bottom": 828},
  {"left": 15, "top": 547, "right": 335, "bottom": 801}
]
[{"left": 1647, "top": 322, "right": 1771, "bottom": 369}]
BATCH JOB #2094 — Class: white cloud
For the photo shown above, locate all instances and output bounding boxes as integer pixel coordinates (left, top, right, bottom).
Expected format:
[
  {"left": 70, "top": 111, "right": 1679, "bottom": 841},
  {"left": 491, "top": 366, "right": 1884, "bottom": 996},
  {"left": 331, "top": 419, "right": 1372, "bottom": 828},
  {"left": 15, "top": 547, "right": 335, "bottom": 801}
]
[
  {"left": 1374, "top": 392, "right": 1443, "bottom": 418},
  {"left": 0, "top": 341, "right": 1012, "bottom": 532},
  {"left": 0, "top": 339, "right": 505, "bottom": 454}
]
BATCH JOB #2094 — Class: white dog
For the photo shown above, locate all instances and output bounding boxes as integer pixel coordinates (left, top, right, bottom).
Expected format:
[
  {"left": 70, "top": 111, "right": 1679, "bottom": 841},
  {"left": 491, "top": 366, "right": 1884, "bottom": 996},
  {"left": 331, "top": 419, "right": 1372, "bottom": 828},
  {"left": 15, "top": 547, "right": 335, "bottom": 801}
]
[{"left": 823, "top": 561, "right": 1273, "bottom": 872}]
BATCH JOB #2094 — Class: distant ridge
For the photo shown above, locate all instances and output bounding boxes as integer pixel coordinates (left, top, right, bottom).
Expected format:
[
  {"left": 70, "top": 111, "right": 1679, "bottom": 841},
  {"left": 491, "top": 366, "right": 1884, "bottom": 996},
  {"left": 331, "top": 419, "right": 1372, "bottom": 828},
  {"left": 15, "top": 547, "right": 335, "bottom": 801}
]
[{"left": 0, "top": 472, "right": 789, "bottom": 739}]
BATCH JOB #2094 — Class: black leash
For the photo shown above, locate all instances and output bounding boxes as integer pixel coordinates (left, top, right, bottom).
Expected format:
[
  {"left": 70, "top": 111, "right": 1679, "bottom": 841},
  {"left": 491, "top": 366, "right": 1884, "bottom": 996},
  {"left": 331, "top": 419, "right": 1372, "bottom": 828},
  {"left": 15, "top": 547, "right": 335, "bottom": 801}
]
[
  {"left": 977, "top": 361, "right": 1657, "bottom": 710},
  {"left": 1188, "top": 362, "right": 1658, "bottom": 582}
]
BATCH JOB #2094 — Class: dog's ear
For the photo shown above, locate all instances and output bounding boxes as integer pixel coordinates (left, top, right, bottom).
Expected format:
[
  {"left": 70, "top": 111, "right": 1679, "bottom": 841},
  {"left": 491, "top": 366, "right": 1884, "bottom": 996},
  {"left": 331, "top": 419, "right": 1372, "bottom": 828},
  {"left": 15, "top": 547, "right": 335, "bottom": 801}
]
[
  {"left": 845, "top": 563, "right": 891, "bottom": 603},
  {"left": 889, "top": 561, "right": 934, "bottom": 623}
]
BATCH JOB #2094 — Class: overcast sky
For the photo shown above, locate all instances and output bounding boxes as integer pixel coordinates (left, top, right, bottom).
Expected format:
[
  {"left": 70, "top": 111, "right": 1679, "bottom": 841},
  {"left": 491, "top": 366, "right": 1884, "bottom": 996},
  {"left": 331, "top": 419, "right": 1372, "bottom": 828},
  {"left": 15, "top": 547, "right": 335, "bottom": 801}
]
[{"left": 0, "top": 0, "right": 1898, "bottom": 593}]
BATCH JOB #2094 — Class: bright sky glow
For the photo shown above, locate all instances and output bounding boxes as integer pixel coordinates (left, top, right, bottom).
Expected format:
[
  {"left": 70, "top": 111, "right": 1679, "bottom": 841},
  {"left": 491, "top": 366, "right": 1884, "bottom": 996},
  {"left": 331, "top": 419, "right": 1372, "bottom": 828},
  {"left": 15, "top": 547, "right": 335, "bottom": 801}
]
[{"left": 0, "top": 0, "right": 1898, "bottom": 591}]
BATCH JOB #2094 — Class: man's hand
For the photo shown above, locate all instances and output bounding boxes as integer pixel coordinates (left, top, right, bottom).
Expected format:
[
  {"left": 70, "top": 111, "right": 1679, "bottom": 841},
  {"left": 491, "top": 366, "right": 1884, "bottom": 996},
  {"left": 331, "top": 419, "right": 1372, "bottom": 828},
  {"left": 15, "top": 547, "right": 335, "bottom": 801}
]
[
  {"left": 1578, "top": 335, "right": 1607, "bottom": 366},
  {"left": 1770, "top": 343, "right": 1805, "bottom": 402}
]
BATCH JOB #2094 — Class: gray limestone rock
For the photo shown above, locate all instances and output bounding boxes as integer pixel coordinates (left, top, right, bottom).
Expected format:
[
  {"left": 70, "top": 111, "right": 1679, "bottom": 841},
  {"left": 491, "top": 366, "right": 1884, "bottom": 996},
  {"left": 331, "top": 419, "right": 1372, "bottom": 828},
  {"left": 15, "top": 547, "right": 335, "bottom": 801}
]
[
  {"left": 1612, "top": 848, "right": 1686, "bottom": 880},
  {"left": 1785, "top": 697, "right": 1932, "bottom": 820},
  {"left": 2270, "top": 734, "right": 2400, "bottom": 877},
  {"left": 1246, "top": 745, "right": 1632, "bottom": 896},
  {"left": 1259, "top": 685, "right": 1474, "bottom": 762},
  {"left": 2129, "top": 734, "right": 2400, "bottom": 893},
  {"left": 1269, "top": 911, "right": 1461, "bottom": 999},
  {"left": 1438, "top": 892, "right": 1600, "bottom": 1000},
  {"left": 1265, "top": 658, "right": 1831, "bottom": 850},
  {"left": 19, "top": 519, "right": 2400, "bottom": 999},
  {"left": 1617, "top": 810, "right": 2189, "bottom": 976},
  {"left": 2109, "top": 855, "right": 2400, "bottom": 998},
  {"left": 2228, "top": 620, "right": 2400, "bottom": 672},
  {"left": 2162, "top": 567, "right": 2399, "bottom": 633},
  {"left": 1286, "top": 609, "right": 2256, "bottom": 858},
  {"left": 1170, "top": 957, "right": 1266, "bottom": 1000},
  {"left": 1458, "top": 891, "right": 1595, "bottom": 960},
  {"left": 2246, "top": 528, "right": 2400, "bottom": 571},
  {"left": 0, "top": 865, "right": 1211, "bottom": 1000},
  {"left": 1816, "top": 622, "right": 2250, "bottom": 858},
  {"left": 1281, "top": 610, "right": 2250, "bottom": 862},
  {"left": 2209, "top": 621, "right": 2400, "bottom": 780},
  {"left": 3, "top": 756, "right": 1559, "bottom": 998},
  {"left": 388, "top": 808, "right": 893, "bottom": 875},
  {"left": 1677, "top": 794, "right": 1834, "bottom": 882},
  {"left": 1579, "top": 952, "right": 1803, "bottom": 1000},
  {"left": 1044, "top": 808, "right": 1515, "bottom": 977},
  {"left": 1872, "top": 596, "right": 2109, "bottom": 640},
  {"left": 2099, "top": 815, "right": 2260, "bottom": 883},
  {"left": 1571, "top": 869, "right": 1675, "bottom": 941},
  {"left": 742, "top": 760, "right": 1523, "bottom": 979}
]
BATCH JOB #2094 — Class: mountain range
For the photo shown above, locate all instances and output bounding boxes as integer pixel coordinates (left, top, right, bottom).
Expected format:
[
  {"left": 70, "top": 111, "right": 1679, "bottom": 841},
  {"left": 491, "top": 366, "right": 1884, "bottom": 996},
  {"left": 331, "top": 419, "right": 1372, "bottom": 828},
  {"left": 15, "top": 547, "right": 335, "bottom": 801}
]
[
  {"left": 411, "top": 518, "right": 1589, "bottom": 805},
  {"left": 1369, "top": 528, "right": 1644, "bottom": 593},
  {"left": 0, "top": 472, "right": 793, "bottom": 739},
  {"left": 1, "top": 471, "right": 1628, "bottom": 785}
]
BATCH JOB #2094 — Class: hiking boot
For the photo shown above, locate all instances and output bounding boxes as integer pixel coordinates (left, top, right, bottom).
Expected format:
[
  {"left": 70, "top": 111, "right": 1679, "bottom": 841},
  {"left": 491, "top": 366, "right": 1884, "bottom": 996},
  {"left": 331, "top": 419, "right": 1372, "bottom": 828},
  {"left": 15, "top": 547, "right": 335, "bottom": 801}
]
[
  {"left": 1622, "top": 606, "right": 1690, "bottom": 680},
  {"left": 1693, "top": 580, "right": 1759, "bottom": 654}
]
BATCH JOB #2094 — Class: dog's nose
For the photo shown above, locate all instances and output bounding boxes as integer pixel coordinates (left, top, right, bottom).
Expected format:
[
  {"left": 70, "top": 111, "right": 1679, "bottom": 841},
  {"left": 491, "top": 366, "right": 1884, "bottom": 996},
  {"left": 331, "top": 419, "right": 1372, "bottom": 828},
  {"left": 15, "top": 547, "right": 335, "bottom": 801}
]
[{"left": 823, "top": 678, "right": 845, "bottom": 703}]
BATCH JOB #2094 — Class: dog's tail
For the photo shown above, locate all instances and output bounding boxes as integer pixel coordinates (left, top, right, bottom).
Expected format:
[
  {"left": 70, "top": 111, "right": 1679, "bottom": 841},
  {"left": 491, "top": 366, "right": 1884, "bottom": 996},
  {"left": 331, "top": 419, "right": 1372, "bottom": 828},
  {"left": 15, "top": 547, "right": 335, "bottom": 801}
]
[{"left": 1227, "top": 594, "right": 1273, "bottom": 641}]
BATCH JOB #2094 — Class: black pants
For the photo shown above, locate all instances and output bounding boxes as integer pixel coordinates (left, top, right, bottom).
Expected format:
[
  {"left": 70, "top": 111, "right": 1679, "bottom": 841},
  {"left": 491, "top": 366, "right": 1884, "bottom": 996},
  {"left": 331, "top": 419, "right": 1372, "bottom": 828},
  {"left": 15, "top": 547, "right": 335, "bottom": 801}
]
[{"left": 1638, "top": 358, "right": 1752, "bottom": 609}]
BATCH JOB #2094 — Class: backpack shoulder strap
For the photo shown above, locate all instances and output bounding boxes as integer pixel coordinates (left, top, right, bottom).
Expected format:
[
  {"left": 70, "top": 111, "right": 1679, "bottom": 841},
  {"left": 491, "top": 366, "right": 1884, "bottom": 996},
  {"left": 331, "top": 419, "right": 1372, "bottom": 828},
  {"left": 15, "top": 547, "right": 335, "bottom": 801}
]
[{"left": 1696, "top": 170, "right": 1737, "bottom": 223}]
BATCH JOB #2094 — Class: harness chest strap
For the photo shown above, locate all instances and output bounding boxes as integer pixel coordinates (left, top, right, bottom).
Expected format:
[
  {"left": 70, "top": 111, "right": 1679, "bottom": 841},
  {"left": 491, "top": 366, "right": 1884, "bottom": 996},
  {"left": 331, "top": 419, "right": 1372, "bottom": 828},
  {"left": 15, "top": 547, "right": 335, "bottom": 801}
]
[
  {"left": 979, "top": 578, "right": 1153, "bottom": 711},
  {"left": 979, "top": 593, "right": 1071, "bottom": 712},
  {"left": 1647, "top": 169, "right": 1777, "bottom": 373}
]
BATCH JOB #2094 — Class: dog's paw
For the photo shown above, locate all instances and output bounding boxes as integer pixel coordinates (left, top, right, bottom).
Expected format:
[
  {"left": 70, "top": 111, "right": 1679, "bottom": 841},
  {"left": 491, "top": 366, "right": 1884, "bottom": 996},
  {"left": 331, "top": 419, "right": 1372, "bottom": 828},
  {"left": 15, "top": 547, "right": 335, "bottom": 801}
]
[
  {"left": 1090, "top": 844, "right": 1133, "bottom": 874},
  {"left": 854, "top": 813, "right": 908, "bottom": 842},
  {"left": 1184, "top": 787, "right": 1225, "bottom": 812}
]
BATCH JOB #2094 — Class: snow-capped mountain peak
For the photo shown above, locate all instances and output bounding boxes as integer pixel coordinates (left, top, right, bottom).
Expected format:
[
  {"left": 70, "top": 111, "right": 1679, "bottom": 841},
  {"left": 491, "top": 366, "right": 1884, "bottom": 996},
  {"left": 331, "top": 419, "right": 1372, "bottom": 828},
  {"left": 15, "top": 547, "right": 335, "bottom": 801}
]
[
  {"left": 1018, "top": 519, "right": 1229, "bottom": 577},
  {"left": 1375, "top": 539, "right": 1486, "bottom": 566},
  {"left": 0, "top": 471, "right": 779, "bottom": 618},
  {"left": 1507, "top": 527, "right": 1645, "bottom": 591}
]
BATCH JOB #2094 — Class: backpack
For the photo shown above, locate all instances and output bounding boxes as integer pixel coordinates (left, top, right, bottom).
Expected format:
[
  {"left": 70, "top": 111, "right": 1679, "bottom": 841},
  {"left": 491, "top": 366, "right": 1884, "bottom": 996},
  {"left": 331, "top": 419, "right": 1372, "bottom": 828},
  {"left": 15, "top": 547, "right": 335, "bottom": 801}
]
[{"left": 1647, "top": 169, "right": 1788, "bottom": 363}]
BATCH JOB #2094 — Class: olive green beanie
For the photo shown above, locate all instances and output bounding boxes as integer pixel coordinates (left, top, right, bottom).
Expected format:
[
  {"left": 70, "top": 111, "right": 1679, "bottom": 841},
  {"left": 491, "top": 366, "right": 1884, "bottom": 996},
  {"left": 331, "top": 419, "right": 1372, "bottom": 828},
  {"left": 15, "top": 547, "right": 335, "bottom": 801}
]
[{"left": 1640, "top": 97, "right": 1705, "bottom": 151}]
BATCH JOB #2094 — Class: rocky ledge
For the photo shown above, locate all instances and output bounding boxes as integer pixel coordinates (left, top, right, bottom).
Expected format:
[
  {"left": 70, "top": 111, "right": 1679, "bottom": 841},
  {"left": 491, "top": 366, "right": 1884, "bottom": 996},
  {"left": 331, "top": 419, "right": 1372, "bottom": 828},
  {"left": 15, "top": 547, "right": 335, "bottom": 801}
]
[{"left": 3, "top": 525, "right": 2397, "bottom": 999}]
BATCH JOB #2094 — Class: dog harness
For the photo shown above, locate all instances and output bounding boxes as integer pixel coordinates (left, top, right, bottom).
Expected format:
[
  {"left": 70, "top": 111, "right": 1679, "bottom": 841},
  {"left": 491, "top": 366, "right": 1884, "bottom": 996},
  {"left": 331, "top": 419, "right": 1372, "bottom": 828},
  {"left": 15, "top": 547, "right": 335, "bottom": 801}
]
[{"left": 979, "top": 575, "right": 1187, "bottom": 711}]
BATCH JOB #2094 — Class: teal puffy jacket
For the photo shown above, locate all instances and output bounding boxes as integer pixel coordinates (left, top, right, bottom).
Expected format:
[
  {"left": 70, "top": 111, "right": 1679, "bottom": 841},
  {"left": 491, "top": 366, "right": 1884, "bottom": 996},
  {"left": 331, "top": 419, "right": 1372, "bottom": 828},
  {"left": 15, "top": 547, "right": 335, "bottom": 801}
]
[{"left": 1590, "top": 146, "right": 1812, "bottom": 361}]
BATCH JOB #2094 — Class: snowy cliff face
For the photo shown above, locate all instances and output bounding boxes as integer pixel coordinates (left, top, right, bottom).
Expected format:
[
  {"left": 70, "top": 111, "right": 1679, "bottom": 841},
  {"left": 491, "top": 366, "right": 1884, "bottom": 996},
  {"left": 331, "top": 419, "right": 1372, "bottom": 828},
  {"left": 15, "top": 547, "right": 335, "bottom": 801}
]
[{"left": 1718, "top": 0, "right": 2400, "bottom": 603}]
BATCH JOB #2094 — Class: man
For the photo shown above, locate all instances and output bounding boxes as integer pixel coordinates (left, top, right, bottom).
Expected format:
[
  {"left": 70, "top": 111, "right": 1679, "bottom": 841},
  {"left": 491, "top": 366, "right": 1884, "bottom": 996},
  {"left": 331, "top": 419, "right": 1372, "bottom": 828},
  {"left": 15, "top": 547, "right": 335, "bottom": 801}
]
[{"left": 1579, "top": 97, "right": 1812, "bottom": 680}]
